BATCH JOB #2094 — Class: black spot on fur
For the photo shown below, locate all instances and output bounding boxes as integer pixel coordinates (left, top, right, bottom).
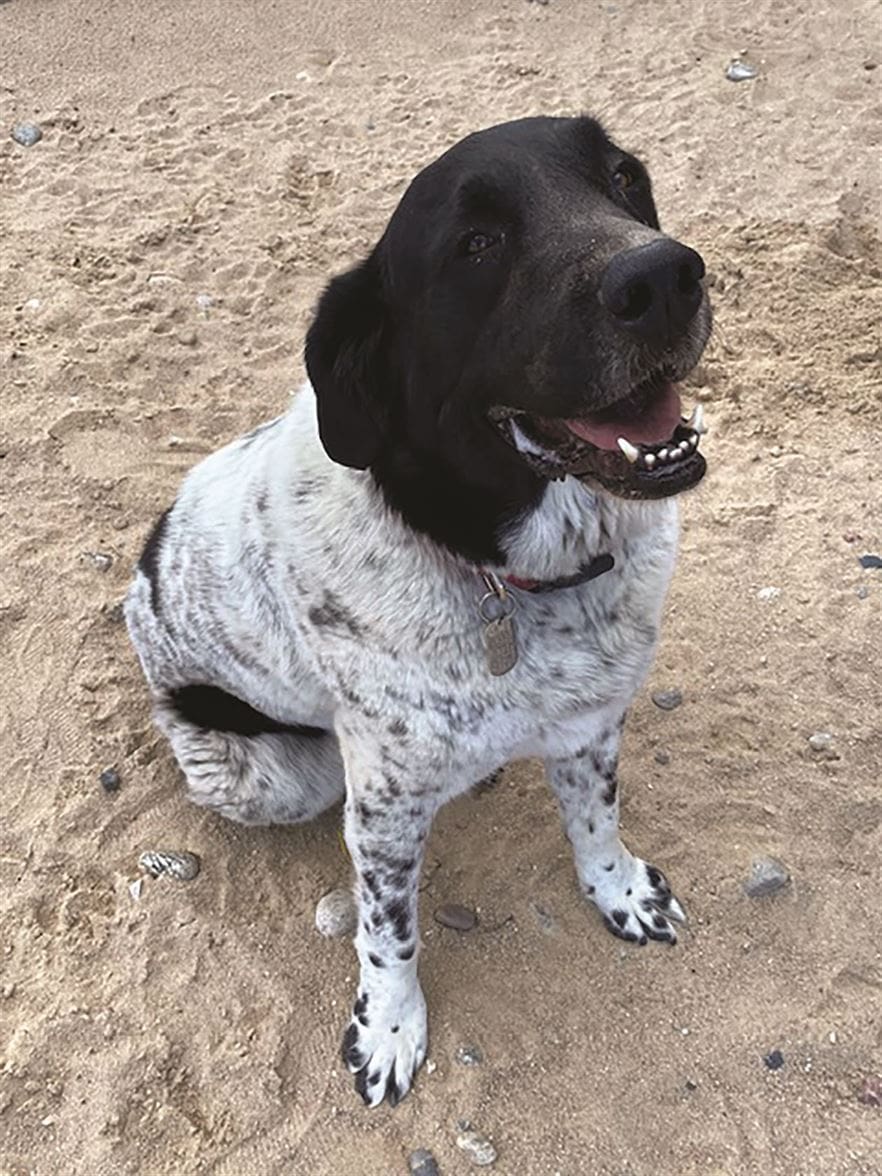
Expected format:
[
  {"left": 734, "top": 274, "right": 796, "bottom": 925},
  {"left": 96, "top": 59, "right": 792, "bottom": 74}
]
[
  {"left": 308, "top": 590, "right": 365, "bottom": 637},
  {"left": 368, "top": 952, "right": 385, "bottom": 968},
  {"left": 255, "top": 490, "right": 268, "bottom": 513},
  {"left": 602, "top": 778, "right": 618, "bottom": 805},
  {"left": 384, "top": 899, "right": 410, "bottom": 941},
  {"left": 342, "top": 1022, "right": 363, "bottom": 1069},
  {"left": 603, "top": 862, "right": 615, "bottom": 872},
  {"left": 168, "top": 684, "right": 327, "bottom": 738},
  {"left": 137, "top": 506, "right": 172, "bottom": 613},
  {"left": 397, "top": 944, "right": 415, "bottom": 961}
]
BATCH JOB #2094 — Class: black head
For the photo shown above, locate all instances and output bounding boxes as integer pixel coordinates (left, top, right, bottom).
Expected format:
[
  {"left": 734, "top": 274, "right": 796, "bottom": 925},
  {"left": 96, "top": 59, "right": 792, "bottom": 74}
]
[{"left": 305, "top": 115, "right": 712, "bottom": 563}]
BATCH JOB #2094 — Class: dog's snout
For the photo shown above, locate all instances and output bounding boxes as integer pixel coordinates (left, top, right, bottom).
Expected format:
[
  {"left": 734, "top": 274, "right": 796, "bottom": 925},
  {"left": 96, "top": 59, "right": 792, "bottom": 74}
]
[{"left": 599, "top": 239, "right": 705, "bottom": 346}]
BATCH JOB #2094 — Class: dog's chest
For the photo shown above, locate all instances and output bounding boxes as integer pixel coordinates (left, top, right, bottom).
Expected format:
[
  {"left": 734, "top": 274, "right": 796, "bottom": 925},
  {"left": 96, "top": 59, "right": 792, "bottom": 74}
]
[{"left": 298, "top": 526, "right": 675, "bottom": 779}]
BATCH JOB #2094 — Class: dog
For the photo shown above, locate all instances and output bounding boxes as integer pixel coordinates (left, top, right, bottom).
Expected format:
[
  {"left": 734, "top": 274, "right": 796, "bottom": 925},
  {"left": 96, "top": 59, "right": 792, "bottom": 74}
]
[{"left": 125, "top": 115, "right": 712, "bottom": 1107}]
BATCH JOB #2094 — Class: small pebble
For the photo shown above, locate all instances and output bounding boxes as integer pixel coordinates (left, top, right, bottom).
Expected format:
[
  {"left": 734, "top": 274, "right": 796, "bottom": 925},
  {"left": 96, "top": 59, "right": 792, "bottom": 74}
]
[
  {"left": 409, "top": 1149, "right": 440, "bottom": 1176},
  {"left": 859, "top": 553, "right": 882, "bottom": 569},
  {"left": 756, "top": 586, "right": 781, "bottom": 602},
  {"left": 529, "top": 900, "right": 555, "bottom": 932},
  {"left": 138, "top": 850, "right": 201, "bottom": 881},
  {"left": 651, "top": 689, "right": 683, "bottom": 711},
  {"left": 99, "top": 767, "right": 121, "bottom": 793},
  {"left": 434, "top": 903, "right": 478, "bottom": 932},
  {"left": 726, "top": 59, "right": 758, "bottom": 82},
  {"left": 314, "top": 888, "right": 358, "bottom": 938},
  {"left": 195, "top": 293, "right": 214, "bottom": 312},
  {"left": 764, "top": 1049, "right": 785, "bottom": 1071},
  {"left": 456, "top": 1044, "right": 484, "bottom": 1066},
  {"left": 857, "top": 1075, "right": 882, "bottom": 1106},
  {"left": 856, "top": 585, "right": 869, "bottom": 599},
  {"left": 655, "top": 749, "right": 671, "bottom": 765},
  {"left": 743, "top": 857, "right": 790, "bottom": 898},
  {"left": 808, "top": 731, "right": 833, "bottom": 753},
  {"left": 11, "top": 122, "right": 43, "bottom": 147},
  {"left": 85, "top": 551, "right": 113, "bottom": 572},
  {"left": 455, "top": 1125, "right": 497, "bottom": 1167},
  {"left": 685, "top": 1078, "right": 698, "bottom": 1091}
]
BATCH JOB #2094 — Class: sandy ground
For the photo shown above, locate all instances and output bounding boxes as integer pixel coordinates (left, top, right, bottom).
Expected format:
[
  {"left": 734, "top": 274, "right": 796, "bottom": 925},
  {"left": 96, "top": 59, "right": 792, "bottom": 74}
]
[{"left": 1, "top": 1, "right": 881, "bottom": 1173}]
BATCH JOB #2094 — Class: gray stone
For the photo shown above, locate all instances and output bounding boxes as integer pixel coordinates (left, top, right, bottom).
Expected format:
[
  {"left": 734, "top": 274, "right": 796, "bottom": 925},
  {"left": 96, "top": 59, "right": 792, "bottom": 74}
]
[
  {"left": 314, "top": 888, "right": 357, "bottom": 938},
  {"left": 651, "top": 689, "right": 683, "bottom": 711},
  {"left": 808, "top": 731, "right": 833, "bottom": 752},
  {"left": 12, "top": 122, "right": 43, "bottom": 147},
  {"left": 409, "top": 1149, "right": 440, "bottom": 1176},
  {"left": 99, "top": 767, "right": 121, "bottom": 793},
  {"left": 434, "top": 903, "right": 477, "bottom": 932},
  {"left": 743, "top": 857, "right": 790, "bottom": 898},
  {"left": 726, "top": 59, "right": 758, "bottom": 81},
  {"left": 455, "top": 1044, "right": 484, "bottom": 1066},
  {"left": 654, "top": 749, "right": 671, "bottom": 765},
  {"left": 455, "top": 1124, "right": 497, "bottom": 1166}
]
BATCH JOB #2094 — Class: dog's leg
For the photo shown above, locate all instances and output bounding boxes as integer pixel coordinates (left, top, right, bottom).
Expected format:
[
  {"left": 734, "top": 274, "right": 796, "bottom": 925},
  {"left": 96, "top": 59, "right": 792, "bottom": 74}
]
[
  {"left": 546, "top": 713, "right": 686, "bottom": 945},
  {"left": 337, "top": 735, "right": 434, "bottom": 1107},
  {"left": 154, "top": 699, "right": 345, "bottom": 825}
]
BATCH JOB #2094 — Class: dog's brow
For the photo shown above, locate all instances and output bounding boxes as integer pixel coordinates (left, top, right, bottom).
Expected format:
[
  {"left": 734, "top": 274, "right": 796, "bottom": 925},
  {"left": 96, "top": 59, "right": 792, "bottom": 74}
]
[{"left": 456, "top": 175, "right": 514, "bottom": 218}]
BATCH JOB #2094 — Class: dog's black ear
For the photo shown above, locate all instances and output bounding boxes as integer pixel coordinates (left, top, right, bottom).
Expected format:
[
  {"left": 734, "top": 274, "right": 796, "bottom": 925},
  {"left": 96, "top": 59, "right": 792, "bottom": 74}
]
[{"left": 305, "top": 252, "right": 392, "bottom": 469}]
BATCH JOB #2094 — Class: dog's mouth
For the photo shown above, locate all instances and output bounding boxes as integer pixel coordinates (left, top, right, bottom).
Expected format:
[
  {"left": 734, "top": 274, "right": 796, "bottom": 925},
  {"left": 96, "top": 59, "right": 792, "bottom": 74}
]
[{"left": 490, "top": 370, "right": 708, "bottom": 499}]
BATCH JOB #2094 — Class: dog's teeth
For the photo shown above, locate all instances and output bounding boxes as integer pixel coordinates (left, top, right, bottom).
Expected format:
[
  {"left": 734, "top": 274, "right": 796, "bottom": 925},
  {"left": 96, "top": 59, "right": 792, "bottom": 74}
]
[
  {"left": 643, "top": 452, "right": 657, "bottom": 470},
  {"left": 686, "top": 405, "right": 707, "bottom": 435},
  {"left": 617, "top": 437, "right": 640, "bottom": 464},
  {"left": 658, "top": 448, "right": 669, "bottom": 462}
]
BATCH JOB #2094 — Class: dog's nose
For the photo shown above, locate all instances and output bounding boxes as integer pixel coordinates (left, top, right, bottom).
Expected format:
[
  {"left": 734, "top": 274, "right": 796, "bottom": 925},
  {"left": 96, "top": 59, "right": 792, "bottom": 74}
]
[{"left": 599, "top": 239, "right": 705, "bottom": 346}]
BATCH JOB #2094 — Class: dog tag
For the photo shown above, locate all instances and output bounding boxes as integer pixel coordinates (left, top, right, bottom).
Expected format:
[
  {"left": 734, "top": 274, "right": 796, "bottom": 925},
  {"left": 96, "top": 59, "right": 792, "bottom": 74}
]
[
  {"left": 479, "top": 573, "right": 518, "bottom": 676},
  {"left": 483, "top": 614, "right": 518, "bottom": 675}
]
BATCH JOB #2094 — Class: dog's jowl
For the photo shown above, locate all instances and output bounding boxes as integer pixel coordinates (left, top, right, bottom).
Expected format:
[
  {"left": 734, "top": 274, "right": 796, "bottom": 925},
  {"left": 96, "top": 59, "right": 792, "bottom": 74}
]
[{"left": 125, "top": 115, "right": 711, "bottom": 1107}]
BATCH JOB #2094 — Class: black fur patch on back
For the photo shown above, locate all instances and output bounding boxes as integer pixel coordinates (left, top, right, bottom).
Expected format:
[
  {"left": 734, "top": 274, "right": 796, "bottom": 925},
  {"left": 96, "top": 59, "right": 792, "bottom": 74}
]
[
  {"left": 138, "top": 507, "right": 172, "bottom": 613},
  {"left": 168, "top": 684, "right": 326, "bottom": 738}
]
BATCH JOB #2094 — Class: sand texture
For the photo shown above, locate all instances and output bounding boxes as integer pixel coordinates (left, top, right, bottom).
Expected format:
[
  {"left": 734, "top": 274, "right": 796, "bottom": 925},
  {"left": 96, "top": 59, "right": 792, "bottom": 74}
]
[{"left": 1, "top": 1, "right": 880, "bottom": 1172}]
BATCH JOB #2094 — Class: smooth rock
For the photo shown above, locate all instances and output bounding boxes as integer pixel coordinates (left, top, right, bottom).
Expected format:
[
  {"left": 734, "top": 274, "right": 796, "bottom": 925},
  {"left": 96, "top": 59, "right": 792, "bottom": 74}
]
[
  {"left": 455, "top": 1125, "right": 497, "bottom": 1166},
  {"left": 655, "top": 749, "right": 671, "bottom": 765},
  {"left": 743, "top": 857, "right": 790, "bottom": 897},
  {"left": 859, "top": 553, "right": 882, "bottom": 569},
  {"left": 808, "top": 732, "right": 833, "bottom": 752},
  {"left": 434, "top": 903, "right": 477, "bottom": 932},
  {"left": 651, "top": 689, "right": 683, "bottom": 711},
  {"left": 99, "top": 767, "right": 121, "bottom": 793},
  {"left": 726, "top": 59, "right": 758, "bottom": 81},
  {"left": 315, "top": 888, "right": 357, "bottom": 938},
  {"left": 12, "top": 122, "right": 43, "bottom": 147},
  {"left": 409, "top": 1149, "right": 440, "bottom": 1176}
]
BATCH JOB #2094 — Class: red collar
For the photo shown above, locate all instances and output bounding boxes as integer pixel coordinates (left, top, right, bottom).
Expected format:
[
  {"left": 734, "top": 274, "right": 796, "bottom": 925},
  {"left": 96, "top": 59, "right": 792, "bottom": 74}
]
[{"left": 490, "top": 554, "right": 615, "bottom": 595}]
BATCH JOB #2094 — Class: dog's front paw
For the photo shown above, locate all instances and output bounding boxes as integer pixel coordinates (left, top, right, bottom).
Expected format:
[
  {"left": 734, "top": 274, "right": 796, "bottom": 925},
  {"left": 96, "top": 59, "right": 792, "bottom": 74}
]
[
  {"left": 341, "top": 985, "right": 427, "bottom": 1107},
  {"left": 587, "top": 854, "right": 686, "bottom": 946}
]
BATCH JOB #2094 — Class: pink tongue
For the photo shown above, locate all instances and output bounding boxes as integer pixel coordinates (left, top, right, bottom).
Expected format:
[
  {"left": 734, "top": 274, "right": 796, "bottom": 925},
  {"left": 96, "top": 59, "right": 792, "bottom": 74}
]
[{"left": 565, "top": 383, "right": 683, "bottom": 450}]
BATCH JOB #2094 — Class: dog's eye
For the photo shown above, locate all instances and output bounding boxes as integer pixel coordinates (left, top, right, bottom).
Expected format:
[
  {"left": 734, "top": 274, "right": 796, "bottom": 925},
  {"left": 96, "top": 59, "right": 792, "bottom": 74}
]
[
  {"left": 612, "top": 166, "right": 636, "bottom": 192},
  {"left": 464, "top": 231, "right": 500, "bottom": 256},
  {"left": 470, "top": 230, "right": 498, "bottom": 254}
]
